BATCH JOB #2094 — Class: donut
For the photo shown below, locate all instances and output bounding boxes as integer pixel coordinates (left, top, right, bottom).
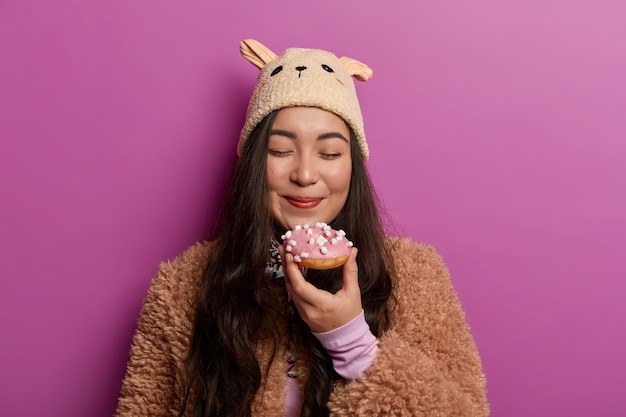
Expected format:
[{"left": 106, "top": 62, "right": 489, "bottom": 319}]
[{"left": 281, "top": 222, "right": 353, "bottom": 270}]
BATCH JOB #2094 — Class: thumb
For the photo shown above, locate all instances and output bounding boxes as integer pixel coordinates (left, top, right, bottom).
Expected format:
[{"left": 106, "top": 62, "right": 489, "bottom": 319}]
[{"left": 341, "top": 247, "right": 360, "bottom": 294}]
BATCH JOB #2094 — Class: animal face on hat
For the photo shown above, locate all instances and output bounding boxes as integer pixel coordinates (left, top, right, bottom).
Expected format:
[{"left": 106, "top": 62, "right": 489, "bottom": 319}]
[{"left": 238, "top": 39, "right": 373, "bottom": 160}]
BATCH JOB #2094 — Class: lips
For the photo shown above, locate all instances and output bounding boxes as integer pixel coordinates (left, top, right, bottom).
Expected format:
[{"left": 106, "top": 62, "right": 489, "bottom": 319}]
[{"left": 285, "top": 197, "right": 322, "bottom": 209}]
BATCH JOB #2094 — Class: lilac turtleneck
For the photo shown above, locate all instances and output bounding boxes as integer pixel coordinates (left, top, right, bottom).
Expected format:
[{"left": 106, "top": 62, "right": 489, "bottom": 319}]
[{"left": 285, "top": 310, "right": 378, "bottom": 416}]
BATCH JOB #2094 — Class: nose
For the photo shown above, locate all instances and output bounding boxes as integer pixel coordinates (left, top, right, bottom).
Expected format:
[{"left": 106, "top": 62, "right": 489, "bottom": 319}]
[
  {"left": 289, "top": 154, "right": 319, "bottom": 187},
  {"left": 295, "top": 66, "right": 307, "bottom": 77}
]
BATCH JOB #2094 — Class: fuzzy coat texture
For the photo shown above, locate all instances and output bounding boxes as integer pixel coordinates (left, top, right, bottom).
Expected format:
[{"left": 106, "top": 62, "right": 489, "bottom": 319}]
[{"left": 115, "top": 237, "right": 489, "bottom": 416}]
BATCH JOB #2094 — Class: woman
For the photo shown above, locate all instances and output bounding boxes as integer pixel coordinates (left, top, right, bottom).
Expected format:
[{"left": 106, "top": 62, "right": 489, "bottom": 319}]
[{"left": 115, "top": 39, "right": 489, "bottom": 417}]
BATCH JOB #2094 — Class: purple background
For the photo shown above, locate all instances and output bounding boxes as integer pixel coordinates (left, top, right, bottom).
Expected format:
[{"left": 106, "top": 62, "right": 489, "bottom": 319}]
[{"left": 1, "top": 1, "right": 625, "bottom": 416}]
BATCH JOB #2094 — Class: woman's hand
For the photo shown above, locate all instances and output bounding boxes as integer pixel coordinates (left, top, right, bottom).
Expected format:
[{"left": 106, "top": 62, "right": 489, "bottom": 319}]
[{"left": 280, "top": 246, "right": 362, "bottom": 333}]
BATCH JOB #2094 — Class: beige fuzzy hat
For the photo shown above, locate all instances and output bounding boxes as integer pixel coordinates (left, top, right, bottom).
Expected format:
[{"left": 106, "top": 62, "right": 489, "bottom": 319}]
[{"left": 238, "top": 39, "right": 373, "bottom": 160}]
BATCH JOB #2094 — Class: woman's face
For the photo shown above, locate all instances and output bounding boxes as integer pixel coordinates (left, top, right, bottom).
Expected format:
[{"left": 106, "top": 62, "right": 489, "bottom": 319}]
[{"left": 267, "top": 106, "right": 352, "bottom": 230}]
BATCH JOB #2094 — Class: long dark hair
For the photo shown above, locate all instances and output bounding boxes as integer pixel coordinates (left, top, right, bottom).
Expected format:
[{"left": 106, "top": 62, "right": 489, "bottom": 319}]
[{"left": 180, "top": 110, "right": 394, "bottom": 417}]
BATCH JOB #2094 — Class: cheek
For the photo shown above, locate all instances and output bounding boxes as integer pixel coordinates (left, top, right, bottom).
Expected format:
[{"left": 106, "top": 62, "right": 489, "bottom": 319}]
[
  {"left": 266, "top": 161, "right": 281, "bottom": 191},
  {"left": 330, "top": 162, "right": 352, "bottom": 193}
]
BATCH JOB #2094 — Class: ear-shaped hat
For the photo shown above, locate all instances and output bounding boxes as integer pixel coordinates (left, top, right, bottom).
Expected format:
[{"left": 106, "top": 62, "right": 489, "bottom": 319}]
[{"left": 238, "top": 39, "right": 373, "bottom": 160}]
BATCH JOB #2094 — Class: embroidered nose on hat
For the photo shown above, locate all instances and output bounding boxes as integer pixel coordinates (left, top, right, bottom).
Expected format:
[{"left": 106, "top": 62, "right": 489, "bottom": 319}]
[
  {"left": 238, "top": 39, "right": 373, "bottom": 160},
  {"left": 295, "top": 66, "right": 307, "bottom": 77}
]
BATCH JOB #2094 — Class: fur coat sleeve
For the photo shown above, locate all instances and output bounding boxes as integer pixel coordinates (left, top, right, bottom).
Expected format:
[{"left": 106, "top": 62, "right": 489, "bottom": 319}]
[
  {"left": 115, "top": 242, "right": 210, "bottom": 417},
  {"left": 327, "top": 237, "right": 489, "bottom": 416}
]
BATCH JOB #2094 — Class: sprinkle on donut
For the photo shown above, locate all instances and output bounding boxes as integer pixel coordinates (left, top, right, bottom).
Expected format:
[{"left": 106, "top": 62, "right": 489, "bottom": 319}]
[{"left": 281, "top": 222, "right": 353, "bottom": 270}]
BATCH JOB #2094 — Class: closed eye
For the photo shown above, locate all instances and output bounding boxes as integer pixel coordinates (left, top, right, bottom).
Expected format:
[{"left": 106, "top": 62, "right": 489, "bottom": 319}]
[
  {"left": 320, "top": 152, "right": 341, "bottom": 159},
  {"left": 268, "top": 149, "right": 292, "bottom": 157}
]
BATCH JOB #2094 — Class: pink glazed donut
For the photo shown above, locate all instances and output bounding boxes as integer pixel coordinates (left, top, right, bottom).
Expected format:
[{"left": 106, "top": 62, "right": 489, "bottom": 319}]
[{"left": 281, "top": 222, "right": 353, "bottom": 270}]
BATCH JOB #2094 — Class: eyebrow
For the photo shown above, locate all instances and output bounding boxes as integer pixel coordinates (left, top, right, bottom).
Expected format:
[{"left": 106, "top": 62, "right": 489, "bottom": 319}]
[{"left": 270, "top": 129, "right": 349, "bottom": 143}]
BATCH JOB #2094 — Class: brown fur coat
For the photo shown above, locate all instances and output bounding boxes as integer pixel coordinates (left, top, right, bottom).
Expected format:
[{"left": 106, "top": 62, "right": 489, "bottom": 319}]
[{"left": 115, "top": 237, "right": 489, "bottom": 416}]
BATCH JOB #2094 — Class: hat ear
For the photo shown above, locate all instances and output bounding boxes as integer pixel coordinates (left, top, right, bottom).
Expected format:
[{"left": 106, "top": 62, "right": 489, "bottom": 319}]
[
  {"left": 240, "top": 39, "right": 278, "bottom": 69},
  {"left": 339, "top": 56, "right": 373, "bottom": 81}
]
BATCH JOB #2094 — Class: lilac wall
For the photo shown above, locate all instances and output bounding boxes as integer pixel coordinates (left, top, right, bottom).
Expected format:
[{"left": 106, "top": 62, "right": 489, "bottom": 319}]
[{"left": 1, "top": 1, "right": 624, "bottom": 416}]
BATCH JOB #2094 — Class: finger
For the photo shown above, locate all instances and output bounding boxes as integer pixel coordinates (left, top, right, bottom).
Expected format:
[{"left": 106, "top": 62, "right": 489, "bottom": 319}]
[
  {"left": 282, "top": 253, "right": 310, "bottom": 297},
  {"left": 279, "top": 245, "right": 306, "bottom": 283},
  {"left": 283, "top": 252, "right": 305, "bottom": 282},
  {"left": 283, "top": 253, "right": 329, "bottom": 306}
]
